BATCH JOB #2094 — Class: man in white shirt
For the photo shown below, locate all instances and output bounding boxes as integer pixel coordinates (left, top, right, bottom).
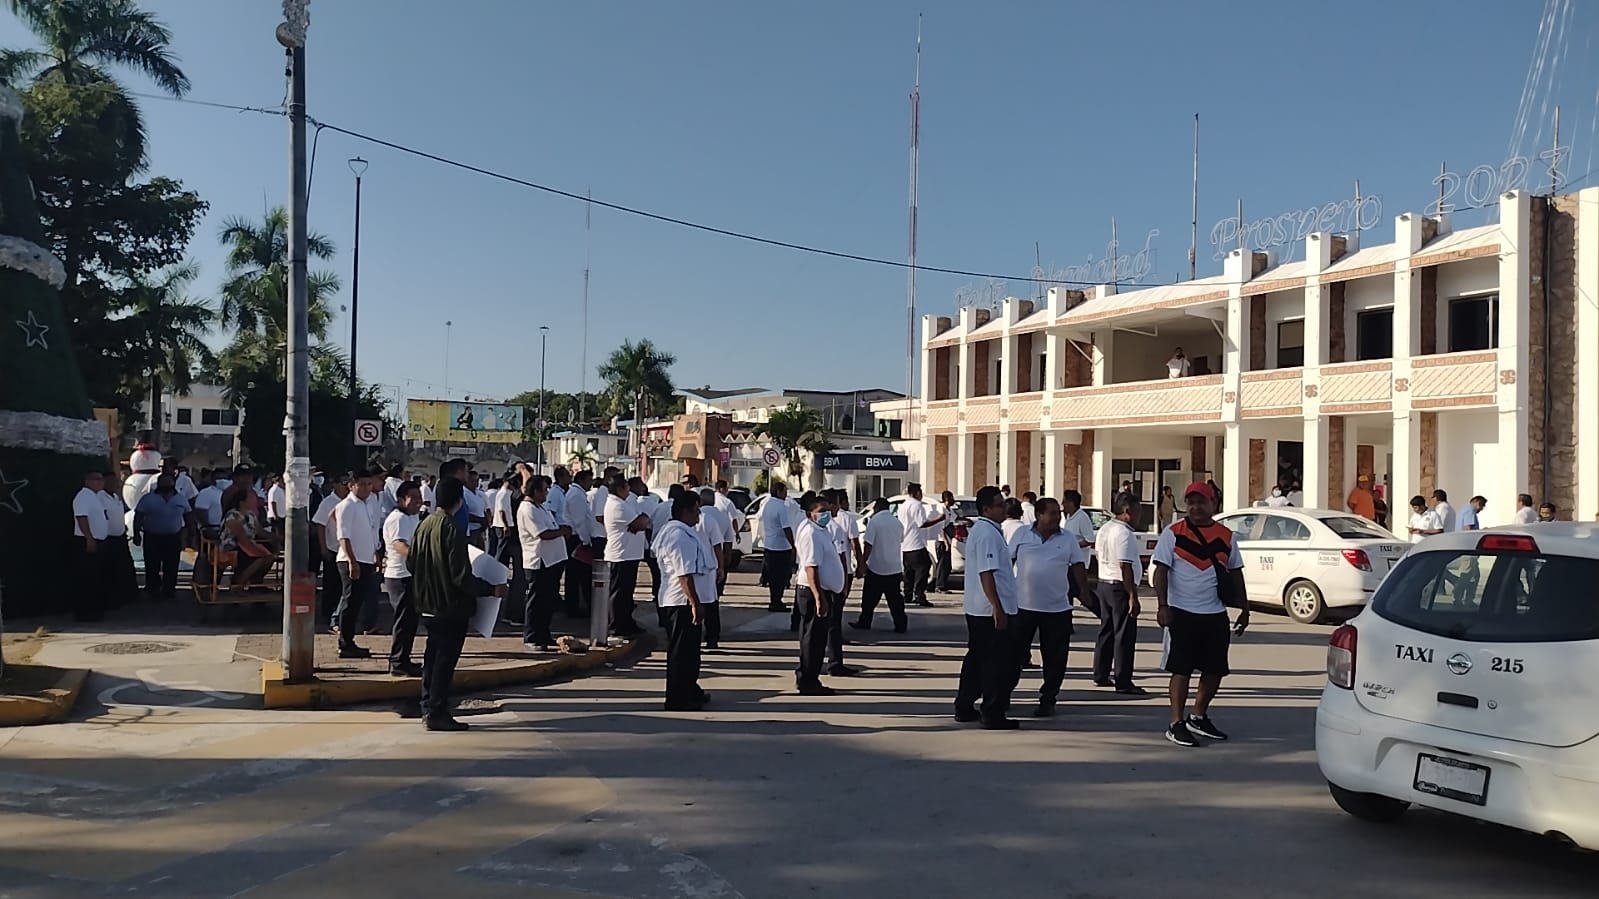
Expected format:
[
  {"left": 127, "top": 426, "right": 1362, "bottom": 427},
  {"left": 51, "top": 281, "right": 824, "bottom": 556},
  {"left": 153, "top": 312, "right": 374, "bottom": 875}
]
[
  {"left": 1009, "top": 497, "right": 1090, "bottom": 717},
  {"left": 1166, "top": 347, "right": 1192, "bottom": 379},
  {"left": 1430, "top": 489, "right": 1457, "bottom": 533},
  {"left": 1152, "top": 482, "right": 1248, "bottom": 748},
  {"left": 696, "top": 488, "right": 733, "bottom": 649},
  {"left": 590, "top": 466, "right": 620, "bottom": 557},
  {"left": 653, "top": 492, "right": 715, "bottom": 711},
  {"left": 335, "top": 468, "right": 385, "bottom": 659},
  {"left": 267, "top": 474, "right": 287, "bottom": 533},
  {"left": 956, "top": 486, "right": 1020, "bottom": 730},
  {"left": 562, "top": 469, "right": 596, "bottom": 617},
  {"left": 1513, "top": 492, "right": 1538, "bottom": 525},
  {"left": 420, "top": 476, "right": 436, "bottom": 512},
  {"left": 193, "top": 475, "right": 228, "bottom": 530},
  {"left": 714, "top": 479, "right": 746, "bottom": 536},
  {"left": 1019, "top": 491, "right": 1038, "bottom": 526},
  {"left": 852, "top": 497, "right": 907, "bottom": 633},
  {"left": 1092, "top": 493, "right": 1147, "bottom": 695},
  {"left": 172, "top": 463, "right": 199, "bottom": 503},
  {"left": 483, "top": 476, "right": 505, "bottom": 558},
  {"left": 312, "top": 473, "right": 351, "bottom": 631},
  {"left": 71, "top": 470, "right": 112, "bottom": 622},
  {"left": 760, "top": 482, "right": 799, "bottom": 613},
  {"left": 461, "top": 470, "right": 488, "bottom": 547},
  {"left": 822, "top": 490, "right": 859, "bottom": 677},
  {"left": 382, "top": 482, "right": 424, "bottom": 677},
  {"left": 1061, "top": 489, "right": 1098, "bottom": 608},
  {"left": 1406, "top": 495, "right": 1443, "bottom": 544},
  {"left": 517, "top": 474, "right": 570, "bottom": 651},
  {"left": 100, "top": 472, "right": 137, "bottom": 609},
  {"left": 897, "top": 483, "right": 945, "bottom": 609},
  {"left": 931, "top": 490, "right": 956, "bottom": 594},
  {"left": 603, "top": 473, "right": 651, "bottom": 637},
  {"left": 795, "top": 493, "right": 845, "bottom": 697},
  {"left": 383, "top": 464, "right": 405, "bottom": 510}
]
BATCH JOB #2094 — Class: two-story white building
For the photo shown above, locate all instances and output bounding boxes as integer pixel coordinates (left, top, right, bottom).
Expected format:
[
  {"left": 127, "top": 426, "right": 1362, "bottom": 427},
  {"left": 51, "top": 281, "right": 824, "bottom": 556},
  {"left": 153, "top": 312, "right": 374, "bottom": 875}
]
[{"left": 920, "top": 188, "right": 1597, "bottom": 527}]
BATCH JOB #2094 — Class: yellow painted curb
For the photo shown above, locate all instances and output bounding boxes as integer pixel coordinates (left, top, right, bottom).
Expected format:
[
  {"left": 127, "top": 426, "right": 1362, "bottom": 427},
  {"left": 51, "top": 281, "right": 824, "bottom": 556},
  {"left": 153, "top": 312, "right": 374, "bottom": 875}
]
[
  {"left": 0, "top": 666, "right": 90, "bottom": 727},
  {"left": 261, "top": 633, "right": 656, "bottom": 710}
]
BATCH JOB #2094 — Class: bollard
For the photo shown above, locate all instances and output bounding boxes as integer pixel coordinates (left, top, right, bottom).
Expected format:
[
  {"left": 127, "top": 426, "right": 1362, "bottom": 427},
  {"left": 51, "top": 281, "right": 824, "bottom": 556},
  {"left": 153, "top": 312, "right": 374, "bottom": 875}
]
[{"left": 590, "top": 560, "right": 611, "bottom": 647}]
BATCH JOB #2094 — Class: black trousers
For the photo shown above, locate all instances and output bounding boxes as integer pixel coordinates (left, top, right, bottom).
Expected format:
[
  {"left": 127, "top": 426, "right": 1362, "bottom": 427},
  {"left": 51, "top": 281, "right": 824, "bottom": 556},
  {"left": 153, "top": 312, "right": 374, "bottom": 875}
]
[
  {"left": 72, "top": 539, "right": 109, "bottom": 619},
  {"left": 701, "top": 602, "right": 722, "bottom": 647},
  {"left": 384, "top": 577, "right": 418, "bottom": 668},
  {"left": 564, "top": 539, "right": 591, "bottom": 614},
  {"left": 646, "top": 553, "right": 663, "bottom": 602},
  {"left": 933, "top": 543, "right": 952, "bottom": 591},
  {"left": 104, "top": 534, "right": 137, "bottom": 607},
  {"left": 857, "top": 570, "right": 907, "bottom": 631},
  {"left": 142, "top": 531, "right": 183, "bottom": 597},
  {"left": 338, "top": 562, "right": 380, "bottom": 649},
  {"left": 765, "top": 548, "right": 795, "bottom": 609},
  {"left": 609, "top": 559, "right": 641, "bottom": 634},
  {"left": 795, "top": 586, "right": 833, "bottom": 687},
  {"left": 902, "top": 549, "right": 932, "bottom": 604},
  {"left": 956, "top": 614, "right": 1020, "bottom": 720},
  {"left": 319, "top": 551, "right": 341, "bottom": 629},
  {"left": 663, "top": 604, "right": 703, "bottom": 706},
  {"left": 825, "top": 579, "right": 848, "bottom": 670},
  {"left": 419, "top": 612, "right": 469, "bottom": 719},
  {"left": 523, "top": 561, "right": 563, "bottom": 645},
  {"left": 1014, "top": 608, "right": 1074, "bottom": 702},
  {"left": 1093, "top": 583, "right": 1139, "bottom": 688}
]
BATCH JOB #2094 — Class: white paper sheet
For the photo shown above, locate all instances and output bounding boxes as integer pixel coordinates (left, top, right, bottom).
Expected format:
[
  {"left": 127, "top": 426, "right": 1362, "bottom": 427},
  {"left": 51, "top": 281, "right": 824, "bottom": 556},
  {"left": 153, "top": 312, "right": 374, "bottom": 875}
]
[{"left": 470, "top": 595, "right": 502, "bottom": 639}]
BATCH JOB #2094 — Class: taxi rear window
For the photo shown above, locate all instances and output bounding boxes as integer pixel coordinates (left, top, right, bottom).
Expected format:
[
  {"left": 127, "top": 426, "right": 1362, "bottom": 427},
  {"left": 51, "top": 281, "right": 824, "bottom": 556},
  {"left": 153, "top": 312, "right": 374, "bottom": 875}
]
[{"left": 1372, "top": 549, "right": 1599, "bottom": 643}]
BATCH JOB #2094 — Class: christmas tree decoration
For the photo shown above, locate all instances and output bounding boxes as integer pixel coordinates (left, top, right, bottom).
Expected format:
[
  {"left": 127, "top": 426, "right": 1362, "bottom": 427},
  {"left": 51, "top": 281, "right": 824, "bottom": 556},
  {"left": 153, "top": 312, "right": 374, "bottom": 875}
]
[{"left": 0, "top": 84, "right": 111, "bottom": 616}]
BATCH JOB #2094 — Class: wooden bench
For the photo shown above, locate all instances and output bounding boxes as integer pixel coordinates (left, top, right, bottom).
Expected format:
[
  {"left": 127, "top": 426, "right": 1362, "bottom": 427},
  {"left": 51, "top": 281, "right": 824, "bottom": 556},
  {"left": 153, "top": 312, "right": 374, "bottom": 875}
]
[{"left": 191, "top": 534, "right": 282, "bottom": 624}]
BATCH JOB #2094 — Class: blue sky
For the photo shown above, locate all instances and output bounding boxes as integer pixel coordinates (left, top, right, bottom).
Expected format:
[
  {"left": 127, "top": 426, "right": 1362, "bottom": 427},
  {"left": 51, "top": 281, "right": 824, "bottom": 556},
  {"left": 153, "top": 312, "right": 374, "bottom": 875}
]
[{"left": 4, "top": 1, "right": 1595, "bottom": 407}]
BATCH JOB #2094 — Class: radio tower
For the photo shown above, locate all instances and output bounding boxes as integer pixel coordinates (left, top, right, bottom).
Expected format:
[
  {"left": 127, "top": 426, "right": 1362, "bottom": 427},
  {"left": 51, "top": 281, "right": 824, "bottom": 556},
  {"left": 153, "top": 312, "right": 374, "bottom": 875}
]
[{"left": 904, "top": 15, "right": 921, "bottom": 437}]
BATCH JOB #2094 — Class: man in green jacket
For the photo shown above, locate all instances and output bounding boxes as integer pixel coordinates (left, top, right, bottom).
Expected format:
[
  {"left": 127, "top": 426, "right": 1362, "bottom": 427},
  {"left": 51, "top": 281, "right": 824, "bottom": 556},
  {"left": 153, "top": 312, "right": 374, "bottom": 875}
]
[{"left": 408, "top": 475, "right": 505, "bottom": 731}]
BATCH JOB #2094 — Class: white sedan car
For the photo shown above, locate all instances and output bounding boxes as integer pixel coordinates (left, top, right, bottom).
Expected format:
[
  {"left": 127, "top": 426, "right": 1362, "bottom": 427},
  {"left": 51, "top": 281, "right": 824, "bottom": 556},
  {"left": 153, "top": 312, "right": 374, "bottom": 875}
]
[
  {"left": 1215, "top": 507, "right": 1410, "bottom": 624},
  {"left": 1317, "top": 525, "right": 1599, "bottom": 850}
]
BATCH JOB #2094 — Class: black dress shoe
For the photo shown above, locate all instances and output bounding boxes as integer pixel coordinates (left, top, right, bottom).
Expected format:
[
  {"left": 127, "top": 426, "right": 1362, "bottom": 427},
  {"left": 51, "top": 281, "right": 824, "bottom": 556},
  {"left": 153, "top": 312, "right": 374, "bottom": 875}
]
[
  {"left": 424, "top": 716, "right": 470, "bottom": 732},
  {"left": 390, "top": 662, "right": 423, "bottom": 677},
  {"left": 1115, "top": 684, "right": 1150, "bottom": 696},
  {"left": 893, "top": 625, "right": 907, "bottom": 634},
  {"left": 1022, "top": 657, "right": 1040, "bottom": 670},
  {"left": 767, "top": 604, "right": 788, "bottom": 613},
  {"left": 338, "top": 645, "right": 371, "bottom": 659},
  {"left": 953, "top": 706, "right": 981, "bottom": 723},
  {"left": 847, "top": 621, "right": 870, "bottom": 631},
  {"left": 797, "top": 684, "right": 837, "bottom": 696},
  {"left": 1034, "top": 700, "right": 1057, "bottom": 718},
  {"left": 1093, "top": 679, "right": 1115, "bottom": 688},
  {"left": 826, "top": 665, "right": 862, "bottom": 677},
  {"left": 981, "top": 717, "right": 1021, "bottom": 730},
  {"left": 912, "top": 598, "right": 934, "bottom": 608},
  {"left": 396, "top": 699, "right": 423, "bottom": 719}
]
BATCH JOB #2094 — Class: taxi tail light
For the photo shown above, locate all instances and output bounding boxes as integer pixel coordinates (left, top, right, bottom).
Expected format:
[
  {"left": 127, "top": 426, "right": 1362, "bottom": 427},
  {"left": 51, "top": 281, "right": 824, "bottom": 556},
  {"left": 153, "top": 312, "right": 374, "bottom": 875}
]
[
  {"left": 1478, "top": 534, "right": 1538, "bottom": 553},
  {"left": 1328, "top": 624, "right": 1358, "bottom": 689},
  {"left": 953, "top": 524, "right": 968, "bottom": 541},
  {"left": 1341, "top": 549, "right": 1372, "bottom": 571}
]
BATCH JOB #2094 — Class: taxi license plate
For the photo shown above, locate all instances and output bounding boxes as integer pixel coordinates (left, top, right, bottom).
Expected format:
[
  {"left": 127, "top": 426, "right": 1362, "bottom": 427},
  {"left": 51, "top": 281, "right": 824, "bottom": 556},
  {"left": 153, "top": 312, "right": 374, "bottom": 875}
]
[{"left": 1414, "top": 753, "right": 1490, "bottom": 806}]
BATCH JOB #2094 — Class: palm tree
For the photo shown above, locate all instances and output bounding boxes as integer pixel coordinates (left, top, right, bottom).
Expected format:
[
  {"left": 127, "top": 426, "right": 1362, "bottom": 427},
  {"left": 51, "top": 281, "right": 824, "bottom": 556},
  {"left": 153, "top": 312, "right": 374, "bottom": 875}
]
[
  {"left": 215, "top": 207, "right": 340, "bottom": 402},
  {"left": 758, "top": 402, "right": 834, "bottom": 477},
  {"left": 0, "top": 0, "right": 190, "bottom": 167},
  {"left": 568, "top": 444, "right": 599, "bottom": 471},
  {"left": 122, "top": 263, "right": 214, "bottom": 450},
  {"left": 597, "top": 339, "right": 676, "bottom": 463}
]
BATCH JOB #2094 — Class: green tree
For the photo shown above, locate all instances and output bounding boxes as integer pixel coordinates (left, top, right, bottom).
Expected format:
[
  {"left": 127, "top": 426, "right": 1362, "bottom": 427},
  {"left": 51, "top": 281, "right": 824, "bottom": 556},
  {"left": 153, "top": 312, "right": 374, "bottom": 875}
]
[
  {"left": 567, "top": 444, "right": 599, "bottom": 470},
  {"left": 121, "top": 262, "right": 214, "bottom": 450},
  {"left": 0, "top": 0, "right": 190, "bottom": 168},
  {"left": 213, "top": 207, "right": 340, "bottom": 402},
  {"left": 507, "top": 389, "right": 607, "bottom": 443},
  {"left": 758, "top": 402, "right": 835, "bottom": 477},
  {"left": 597, "top": 339, "right": 677, "bottom": 426}
]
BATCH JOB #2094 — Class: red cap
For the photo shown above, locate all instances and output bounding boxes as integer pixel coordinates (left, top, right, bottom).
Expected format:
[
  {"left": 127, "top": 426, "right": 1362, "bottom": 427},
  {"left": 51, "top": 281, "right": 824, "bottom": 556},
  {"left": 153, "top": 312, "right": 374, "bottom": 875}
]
[{"left": 1183, "top": 481, "right": 1217, "bottom": 502}]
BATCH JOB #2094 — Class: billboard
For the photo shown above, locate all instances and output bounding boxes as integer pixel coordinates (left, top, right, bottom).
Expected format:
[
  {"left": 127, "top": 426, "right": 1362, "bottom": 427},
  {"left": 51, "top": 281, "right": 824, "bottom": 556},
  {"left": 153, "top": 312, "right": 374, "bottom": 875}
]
[{"left": 406, "top": 399, "right": 525, "bottom": 444}]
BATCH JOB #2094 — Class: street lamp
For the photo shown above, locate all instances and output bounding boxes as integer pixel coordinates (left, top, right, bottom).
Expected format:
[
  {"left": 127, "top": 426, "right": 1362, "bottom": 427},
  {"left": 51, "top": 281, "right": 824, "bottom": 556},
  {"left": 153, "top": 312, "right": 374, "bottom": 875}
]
[
  {"left": 537, "top": 325, "right": 549, "bottom": 474},
  {"left": 346, "top": 156, "right": 368, "bottom": 470}
]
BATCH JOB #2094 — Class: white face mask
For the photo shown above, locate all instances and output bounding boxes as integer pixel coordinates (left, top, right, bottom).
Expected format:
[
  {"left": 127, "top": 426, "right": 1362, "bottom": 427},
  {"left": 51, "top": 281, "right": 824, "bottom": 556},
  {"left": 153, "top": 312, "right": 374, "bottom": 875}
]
[{"left": 313, "top": 476, "right": 325, "bottom": 487}]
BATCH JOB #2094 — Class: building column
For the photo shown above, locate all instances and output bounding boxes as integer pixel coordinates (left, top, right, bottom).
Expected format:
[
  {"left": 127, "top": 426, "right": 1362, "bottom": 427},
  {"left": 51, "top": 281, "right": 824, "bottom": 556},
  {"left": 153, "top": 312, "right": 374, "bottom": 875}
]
[
  {"left": 954, "top": 432, "right": 974, "bottom": 495},
  {"left": 1090, "top": 429, "right": 1114, "bottom": 509},
  {"left": 1392, "top": 413, "right": 1422, "bottom": 513},
  {"left": 1498, "top": 191, "right": 1534, "bottom": 513},
  {"left": 997, "top": 429, "right": 1018, "bottom": 493},
  {"left": 1577, "top": 187, "right": 1599, "bottom": 520},
  {"left": 1301, "top": 416, "right": 1330, "bottom": 512},
  {"left": 1222, "top": 423, "right": 1249, "bottom": 513},
  {"left": 1043, "top": 431, "right": 1062, "bottom": 499}
]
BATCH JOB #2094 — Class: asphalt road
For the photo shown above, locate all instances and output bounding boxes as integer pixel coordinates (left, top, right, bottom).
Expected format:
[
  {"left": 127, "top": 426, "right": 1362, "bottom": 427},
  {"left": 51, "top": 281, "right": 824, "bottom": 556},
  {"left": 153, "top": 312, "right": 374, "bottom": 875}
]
[{"left": 0, "top": 568, "right": 1594, "bottom": 898}]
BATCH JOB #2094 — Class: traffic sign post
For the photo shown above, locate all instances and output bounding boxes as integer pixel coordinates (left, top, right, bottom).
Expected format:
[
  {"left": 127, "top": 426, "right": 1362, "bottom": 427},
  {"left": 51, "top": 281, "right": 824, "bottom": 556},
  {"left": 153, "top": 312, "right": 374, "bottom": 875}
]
[
  {"left": 762, "top": 447, "right": 781, "bottom": 495},
  {"left": 354, "top": 419, "right": 383, "bottom": 447}
]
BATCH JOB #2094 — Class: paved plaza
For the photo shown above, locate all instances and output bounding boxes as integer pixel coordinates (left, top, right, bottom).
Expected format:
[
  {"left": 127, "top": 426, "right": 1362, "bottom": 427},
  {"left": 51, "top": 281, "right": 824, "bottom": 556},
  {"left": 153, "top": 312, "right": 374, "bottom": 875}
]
[{"left": 1, "top": 570, "right": 1595, "bottom": 898}]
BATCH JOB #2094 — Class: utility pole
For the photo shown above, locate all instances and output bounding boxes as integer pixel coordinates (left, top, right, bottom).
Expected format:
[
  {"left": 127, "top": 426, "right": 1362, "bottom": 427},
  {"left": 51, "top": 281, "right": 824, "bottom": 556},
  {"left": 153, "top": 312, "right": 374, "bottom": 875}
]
[
  {"left": 1189, "top": 113, "right": 1199, "bottom": 281},
  {"left": 904, "top": 15, "right": 922, "bottom": 442},
  {"left": 346, "top": 157, "right": 368, "bottom": 472},
  {"left": 278, "top": 0, "right": 314, "bottom": 682},
  {"left": 578, "top": 190, "right": 592, "bottom": 427},
  {"left": 537, "top": 325, "right": 549, "bottom": 474}
]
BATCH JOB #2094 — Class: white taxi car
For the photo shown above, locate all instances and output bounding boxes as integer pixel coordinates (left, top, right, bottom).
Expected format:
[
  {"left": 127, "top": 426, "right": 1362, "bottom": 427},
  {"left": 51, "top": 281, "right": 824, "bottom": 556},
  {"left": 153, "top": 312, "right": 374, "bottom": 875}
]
[
  {"left": 1316, "top": 526, "right": 1599, "bottom": 850},
  {"left": 1215, "top": 508, "right": 1410, "bottom": 624}
]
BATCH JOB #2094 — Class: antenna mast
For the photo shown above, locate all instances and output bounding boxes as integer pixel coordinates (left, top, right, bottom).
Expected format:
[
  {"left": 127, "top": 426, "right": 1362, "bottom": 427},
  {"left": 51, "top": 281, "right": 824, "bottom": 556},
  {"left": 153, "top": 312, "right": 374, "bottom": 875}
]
[
  {"left": 904, "top": 14, "right": 922, "bottom": 438},
  {"left": 578, "top": 188, "right": 592, "bottom": 426},
  {"left": 1189, "top": 113, "right": 1199, "bottom": 281}
]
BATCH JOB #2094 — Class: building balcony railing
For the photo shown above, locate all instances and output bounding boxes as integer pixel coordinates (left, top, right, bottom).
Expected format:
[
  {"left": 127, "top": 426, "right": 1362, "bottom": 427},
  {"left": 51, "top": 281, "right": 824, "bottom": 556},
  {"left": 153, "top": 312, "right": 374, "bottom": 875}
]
[{"left": 1050, "top": 375, "right": 1225, "bottom": 429}]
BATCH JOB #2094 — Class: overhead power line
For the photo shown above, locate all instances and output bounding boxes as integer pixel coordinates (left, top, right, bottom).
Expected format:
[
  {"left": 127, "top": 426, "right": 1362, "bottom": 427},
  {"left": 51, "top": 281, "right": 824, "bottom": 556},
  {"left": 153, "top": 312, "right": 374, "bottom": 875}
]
[{"left": 132, "top": 90, "right": 1164, "bottom": 288}]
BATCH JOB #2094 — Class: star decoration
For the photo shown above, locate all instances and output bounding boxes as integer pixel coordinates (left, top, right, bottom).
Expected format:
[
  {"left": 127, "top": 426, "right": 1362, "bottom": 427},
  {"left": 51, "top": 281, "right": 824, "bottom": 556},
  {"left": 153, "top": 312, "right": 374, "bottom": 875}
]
[
  {"left": 0, "top": 468, "right": 28, "bottom": 515},
  {"left": 15, "top": 310, "right": 48, "bottom": 349}
]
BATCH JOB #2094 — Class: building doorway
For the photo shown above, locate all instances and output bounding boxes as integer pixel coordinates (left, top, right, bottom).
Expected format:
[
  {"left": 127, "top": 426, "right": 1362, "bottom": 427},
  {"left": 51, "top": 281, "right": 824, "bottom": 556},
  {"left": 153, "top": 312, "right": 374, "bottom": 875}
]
[
  {"left": 1276, "top": 440, "right": 1303, "bottom": 498},
  {"left": 1111, "top": 457, "right": 1184, "bottom": 531}
]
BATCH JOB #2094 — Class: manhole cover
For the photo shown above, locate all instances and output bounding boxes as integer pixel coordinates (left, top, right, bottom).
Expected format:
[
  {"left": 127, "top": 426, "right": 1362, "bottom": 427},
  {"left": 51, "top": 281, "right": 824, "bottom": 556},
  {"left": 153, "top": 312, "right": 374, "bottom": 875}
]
[{"left": 84, "top": 641, "right": 189, "bottom": 656}]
